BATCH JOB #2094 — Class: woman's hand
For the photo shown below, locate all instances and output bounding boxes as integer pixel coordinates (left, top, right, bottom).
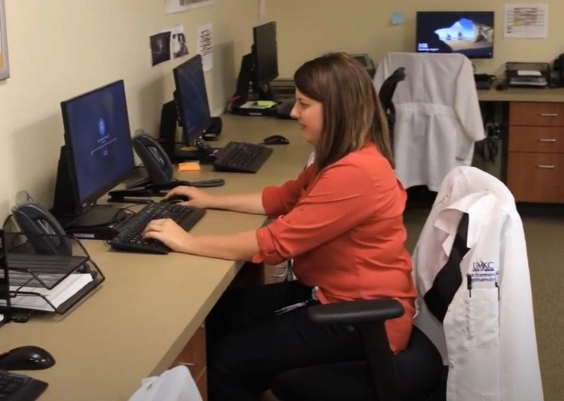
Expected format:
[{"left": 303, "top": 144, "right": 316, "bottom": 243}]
[
  {"left": 142, "top": 218, "right": 193, "bottom": 253},
  {"left": 164, "top": 186, "right": 217, "bottom": 208}
]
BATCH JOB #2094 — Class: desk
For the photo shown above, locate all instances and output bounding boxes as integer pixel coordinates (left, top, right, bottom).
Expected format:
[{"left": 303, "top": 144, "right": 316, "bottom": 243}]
[
  {"left": 478, "top": 87, "right": 564, "bottom": 204},
  {"left": 478, "top": 87, "right": 564, "bottom": 103},
  {"left": 1, "top": 115, "right": 311, "bottom": 401}
]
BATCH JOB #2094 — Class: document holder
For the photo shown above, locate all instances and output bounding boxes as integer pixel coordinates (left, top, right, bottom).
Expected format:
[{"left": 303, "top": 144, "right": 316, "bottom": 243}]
[
  {"left": 505, "top": 62, "right": 550, "bottom": 87},
  {"left": 0, "top": 229, "right": 105, "bottom": 321}
]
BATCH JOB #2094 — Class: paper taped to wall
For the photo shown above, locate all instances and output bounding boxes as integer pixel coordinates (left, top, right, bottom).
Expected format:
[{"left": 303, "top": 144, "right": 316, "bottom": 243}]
[{"left": 165, "top": 0, "right": 215, "bottom": 14}]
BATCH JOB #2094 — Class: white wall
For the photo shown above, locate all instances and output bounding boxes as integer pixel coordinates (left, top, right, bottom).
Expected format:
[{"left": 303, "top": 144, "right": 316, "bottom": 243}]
[
  {"left": 0, "top": 0, "right": 258, "bottom": 220},
  {"left": 268, "top": 0, "right": 564, "bottom": 77}
]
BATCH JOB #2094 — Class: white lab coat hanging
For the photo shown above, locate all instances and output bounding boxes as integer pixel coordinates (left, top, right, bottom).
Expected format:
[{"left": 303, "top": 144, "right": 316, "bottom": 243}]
[
  {"left": 374, "top": 53, "right": 486, "bottom": 191},
  {"left": 412, "top": 166, "right": 543, "bottom": 401}
]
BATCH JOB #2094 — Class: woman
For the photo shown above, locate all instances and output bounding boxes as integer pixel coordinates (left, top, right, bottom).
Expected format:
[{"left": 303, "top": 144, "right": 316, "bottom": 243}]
[{"left": 143, "top": 53, "right": 417, "bottom": 400}]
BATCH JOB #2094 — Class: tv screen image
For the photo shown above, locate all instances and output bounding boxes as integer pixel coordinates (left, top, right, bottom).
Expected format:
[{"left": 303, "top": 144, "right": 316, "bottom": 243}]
[{"left": 416, "top": 11, "right": 494, "bottom": 59}]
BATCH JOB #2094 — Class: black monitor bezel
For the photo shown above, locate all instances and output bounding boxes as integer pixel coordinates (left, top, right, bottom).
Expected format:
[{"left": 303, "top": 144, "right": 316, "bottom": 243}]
[
  {"left": 252, "top": 21, "right": 279, "bottom": 86},
  {"left": 172, "top": 53, "right": 211, "bottom": 144},
  {"left": 415, "top": 11, "right": 495, "bottom": 60},
  {"left": 60, "top": 79, "right": 135, "bottom": 211}
]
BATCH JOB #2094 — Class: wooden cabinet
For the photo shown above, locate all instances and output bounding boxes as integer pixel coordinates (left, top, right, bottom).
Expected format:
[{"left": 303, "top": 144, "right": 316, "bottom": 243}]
[
  {"left": 507, "top": 102, "right": 564, "bottom": 203},
  {"left": 170, "top": 323, "right": 208, "bottom": 400}
]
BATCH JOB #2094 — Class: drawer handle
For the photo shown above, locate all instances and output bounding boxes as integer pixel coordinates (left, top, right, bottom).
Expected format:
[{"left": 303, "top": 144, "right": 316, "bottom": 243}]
[
  {"left": 178, "top": 362, "right": 196, "bottom": 369},
  {"left": 539, "top": 113, "right": 558, "bottom": 117},
  {"left": 537, "top": 165, "right": 555, "bottom": 169},
  {"left": 538, "top": 138, "right": 557, "bottom": 142}
]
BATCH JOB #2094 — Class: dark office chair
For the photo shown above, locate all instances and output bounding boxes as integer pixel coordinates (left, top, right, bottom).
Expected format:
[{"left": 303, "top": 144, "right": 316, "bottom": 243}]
[
  {"left": 271, "top": 214, "right": 471, "bottom": 401},
  {"left": 378, "top": 67, "right": 406, "bottom": 143}
]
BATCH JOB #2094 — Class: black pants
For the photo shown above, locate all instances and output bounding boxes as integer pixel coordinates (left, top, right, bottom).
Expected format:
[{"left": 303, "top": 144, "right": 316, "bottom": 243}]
[{"left": 206, "top": 280, "right": 371, "bottom": 401}]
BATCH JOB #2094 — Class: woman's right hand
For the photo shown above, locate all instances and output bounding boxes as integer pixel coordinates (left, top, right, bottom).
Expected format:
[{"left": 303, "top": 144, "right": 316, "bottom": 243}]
[{"left": 164, "top": 186, "right": 217, "bottom": 209}]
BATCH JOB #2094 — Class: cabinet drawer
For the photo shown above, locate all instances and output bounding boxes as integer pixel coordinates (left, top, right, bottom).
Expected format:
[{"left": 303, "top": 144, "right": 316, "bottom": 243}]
[
  {"left": 510, "top": 102, "right": 564, "bottom": 127},
  {"left": 507, "top": 153, "right": 564, "bottom": 203},
  {"left": 508, "top": 126, "right": 564, "bottom": 153},
  {"left": 170, "top": 323, "right": 206, "bottom": 380}
]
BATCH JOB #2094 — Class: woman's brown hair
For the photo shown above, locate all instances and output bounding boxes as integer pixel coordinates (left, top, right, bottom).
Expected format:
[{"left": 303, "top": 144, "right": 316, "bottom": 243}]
[{"left": 293, "top": 52, "right": 394, "bottom": 171}]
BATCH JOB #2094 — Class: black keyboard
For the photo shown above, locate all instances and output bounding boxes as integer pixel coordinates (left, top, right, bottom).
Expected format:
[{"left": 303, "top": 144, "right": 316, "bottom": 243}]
[
  {"left": 0, "top": 370, "right": 48, "bottom": 401},
  {"left": 475, "top": 80, "right": 492, "bottom": 90},
  {"left": 213, "top": 141, "right": 273, "bottom": 173},
  {"left": 110, "top": 202, "right": 206, "bottom": 254}
]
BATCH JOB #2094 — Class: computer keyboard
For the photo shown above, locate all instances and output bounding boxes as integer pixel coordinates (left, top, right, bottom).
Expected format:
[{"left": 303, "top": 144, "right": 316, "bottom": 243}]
[
  {"left": 475, "top": 81, "right": 492, "bottom": 90},
  {"left": 213, "top": 141, "right": 273, "bottom": 173},
  {"left": 110, "top": 202, "right": 206, "bottom": 254},
  {"left": 0, "top": 370, "right": 48, "bottom": 401}
]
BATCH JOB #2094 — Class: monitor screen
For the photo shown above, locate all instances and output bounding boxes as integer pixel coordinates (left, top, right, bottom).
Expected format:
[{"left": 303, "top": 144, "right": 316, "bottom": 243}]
[
  {"left": 416, "top": 11, "right": 494, "bottom": 59},
  {"left": 173, "top": 54, "right": 211, "bottom": 144},
  {"left": 61, "top": 80, "right": 135, "bottom": 206},
  {"left": 253, "top": 21, "right": 279, "bottom": 86}
]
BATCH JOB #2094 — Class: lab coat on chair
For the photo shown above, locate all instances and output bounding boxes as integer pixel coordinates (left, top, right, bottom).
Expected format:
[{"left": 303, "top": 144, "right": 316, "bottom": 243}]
[
  {"left": 412, "top": 166, "right": 543, "bottom": 401},
  {"left": 374, "top": 52, "right": 486, "bottom": 191}
]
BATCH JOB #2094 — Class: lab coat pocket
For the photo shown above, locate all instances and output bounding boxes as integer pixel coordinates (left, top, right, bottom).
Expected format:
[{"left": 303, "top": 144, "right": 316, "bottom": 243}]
[{"left": 464, "top": 288, "right": 499, "bottom": 348}]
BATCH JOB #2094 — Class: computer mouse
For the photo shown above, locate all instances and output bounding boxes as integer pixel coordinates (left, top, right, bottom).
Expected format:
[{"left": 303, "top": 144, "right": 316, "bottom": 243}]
[
  {"left": 161, "top": 195, "right": 190, "bottom": 204},
  {"left": 0, "top": 346, "right": 56, "bottom": 371},
  {"left": 263, "top": 135, "right": 290, "bottom": 145}
]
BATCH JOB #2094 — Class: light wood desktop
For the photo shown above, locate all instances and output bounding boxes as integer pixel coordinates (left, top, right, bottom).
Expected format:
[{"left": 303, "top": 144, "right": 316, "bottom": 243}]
[
  {"left": 1, "top": 115, "right": 310, "bottom": 401},
  {"left": 477, "top": 86, "right": 564, "bottom": 103}
]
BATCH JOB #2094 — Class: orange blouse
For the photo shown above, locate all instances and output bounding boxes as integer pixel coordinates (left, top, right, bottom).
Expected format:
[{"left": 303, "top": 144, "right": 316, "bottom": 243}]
[{"left": 252, "top": 142, "right": 417, "bottom": 353}]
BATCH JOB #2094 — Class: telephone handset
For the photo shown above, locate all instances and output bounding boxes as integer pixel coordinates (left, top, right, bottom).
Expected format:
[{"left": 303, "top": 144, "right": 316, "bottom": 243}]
[
  {"left": 12, "top": 202, "right": 72, "bottom": 256},
  {"left": 131, "top": 131, "right": 174, "bottom": 185}
]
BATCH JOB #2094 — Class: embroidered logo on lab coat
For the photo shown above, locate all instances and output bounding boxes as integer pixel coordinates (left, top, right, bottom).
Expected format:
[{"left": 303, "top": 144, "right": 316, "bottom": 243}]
[{"left": 471, "top": 260, "right": 497, "bottom": 282}]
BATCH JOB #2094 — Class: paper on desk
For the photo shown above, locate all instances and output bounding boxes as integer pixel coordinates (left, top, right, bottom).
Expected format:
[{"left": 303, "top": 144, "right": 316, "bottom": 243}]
[
  {"left": 517, "top": 70, "right": 542, "bottom": 76},
  {"left": 239, "top": 101, "right": 276, "bottom": 109},
  {"left": 0, "top": 273, "right": 93, "bottom": 312}
]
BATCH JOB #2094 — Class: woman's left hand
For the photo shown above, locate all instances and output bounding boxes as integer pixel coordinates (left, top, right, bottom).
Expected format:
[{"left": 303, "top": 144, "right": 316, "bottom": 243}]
[{"left": 142, "top": 218, "right": 193, "bottom": 253}]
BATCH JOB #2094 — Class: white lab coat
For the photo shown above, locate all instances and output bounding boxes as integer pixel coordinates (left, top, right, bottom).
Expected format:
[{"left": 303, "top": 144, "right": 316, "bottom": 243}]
[
  {"left": 374, "top": 53, "right": 486, "bottom": 191},
  {"left": 412, "top": 166, "right": 543, "bottom": 401},
  {"left": 129, "top": 366, "right": 203, "bottom": 401}
]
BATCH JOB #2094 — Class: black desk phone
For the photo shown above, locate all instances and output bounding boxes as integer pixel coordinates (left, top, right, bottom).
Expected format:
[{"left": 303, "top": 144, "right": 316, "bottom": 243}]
[
  {"left": 131, "top": 132, "right": 174, "bottom": 185},
  {"left": 12, "top": 201, "right": 72, "bottom": 256}
]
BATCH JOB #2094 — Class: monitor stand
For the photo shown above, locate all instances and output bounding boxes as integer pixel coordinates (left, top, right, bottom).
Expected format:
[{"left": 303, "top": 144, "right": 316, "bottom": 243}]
[
  {"left": 229, "top": 53, "right": 280, "bottom": 117},
  {"left": 70, "top": 205, "right": 127, "bottom": 228},
  {"left": 52, "top": 146, "right": 130, "bottom": 240},
  {"left": 55, "top": 205, "right": 129, "bottom": 241},
  {"left": 158, "top": 101, "right": 220, "bottom": 164}
]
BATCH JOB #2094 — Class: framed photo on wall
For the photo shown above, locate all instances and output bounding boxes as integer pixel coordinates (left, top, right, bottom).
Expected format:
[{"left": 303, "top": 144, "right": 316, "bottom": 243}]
[{"left": 0, "top": 0, "right": 9, "bottom": 81}]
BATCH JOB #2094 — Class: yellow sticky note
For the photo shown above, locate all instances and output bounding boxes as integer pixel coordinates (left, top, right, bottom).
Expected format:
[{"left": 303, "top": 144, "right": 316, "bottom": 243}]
[
  {"left": 178, "top": 162, "right": 201, "bottom": 172},
  {"left": 257, "top": 100, "right": 277, "bottom": 107},
  {"left": 179, "top": 146, "right": 198, "bottom": 152}
]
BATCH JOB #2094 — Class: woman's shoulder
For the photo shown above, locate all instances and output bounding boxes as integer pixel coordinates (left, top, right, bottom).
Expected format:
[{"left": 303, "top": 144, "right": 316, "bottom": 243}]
[{"left": 332, "top": 142, "right": 393, "bottom": 175}]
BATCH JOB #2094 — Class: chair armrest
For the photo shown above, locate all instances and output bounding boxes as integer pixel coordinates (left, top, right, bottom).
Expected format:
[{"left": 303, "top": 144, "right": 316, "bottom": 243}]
[{"left": 307, "top": 299, "right": 404, "bottom": 325}]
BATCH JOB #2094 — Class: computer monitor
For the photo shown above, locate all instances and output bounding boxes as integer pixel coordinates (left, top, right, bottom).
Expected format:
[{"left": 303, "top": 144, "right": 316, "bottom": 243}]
[
  {"left": 55, "top": 80, "right": 134, "bottom": 230},
  {"left": 173, "top": 54, "right": 211, "bottom": 146},
  {"left": 231, "top": 21, "right": 280, "bottom": 110},
  {"left": 253, "top": 21, "right": 279, "bottom": 87},
  {"left": 415, "top": 11, "right": 494, "bottom": 59}
]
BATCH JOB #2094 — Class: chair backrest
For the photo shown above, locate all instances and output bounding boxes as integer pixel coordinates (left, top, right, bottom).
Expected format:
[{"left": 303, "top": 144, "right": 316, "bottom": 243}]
[
  {"left": 378, "top": 67, "right": 406, "bottom": 145},
  {"left": 378, "top": 66, "right": 406, "bottom": 115}
]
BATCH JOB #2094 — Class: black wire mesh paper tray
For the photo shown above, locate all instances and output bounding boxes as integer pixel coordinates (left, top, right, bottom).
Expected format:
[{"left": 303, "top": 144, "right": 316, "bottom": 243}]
[{"left": 0, "top": 230, "right": 105, "bottom": 317}]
